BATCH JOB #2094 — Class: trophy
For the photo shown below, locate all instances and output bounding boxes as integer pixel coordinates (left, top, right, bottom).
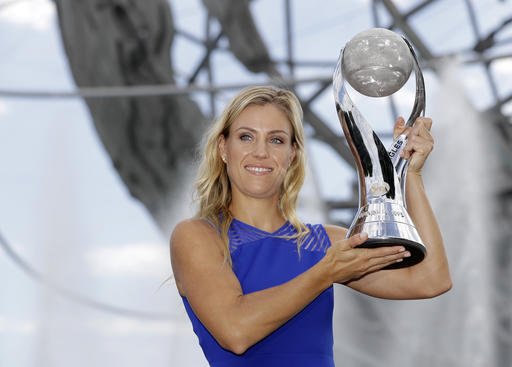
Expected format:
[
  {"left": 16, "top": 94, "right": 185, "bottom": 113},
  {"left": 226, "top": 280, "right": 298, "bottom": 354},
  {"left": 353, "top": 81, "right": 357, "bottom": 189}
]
[{"left": 333, "top": 28, "right": 426, "bottom": 269}]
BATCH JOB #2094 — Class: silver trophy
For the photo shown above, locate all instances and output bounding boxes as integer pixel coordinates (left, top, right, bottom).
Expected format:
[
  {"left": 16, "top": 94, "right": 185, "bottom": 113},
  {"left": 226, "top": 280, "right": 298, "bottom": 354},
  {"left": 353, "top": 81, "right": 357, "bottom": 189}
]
[{"left": 333, "top": 28, "right": 426, "bottom": 269}]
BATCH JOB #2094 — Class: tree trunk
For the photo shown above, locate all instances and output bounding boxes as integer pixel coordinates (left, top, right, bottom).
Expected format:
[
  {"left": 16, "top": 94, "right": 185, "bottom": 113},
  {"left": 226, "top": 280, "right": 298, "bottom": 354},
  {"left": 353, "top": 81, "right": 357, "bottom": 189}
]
[{"left": 55, "top": 0, "right": 207, "bottom": 232}]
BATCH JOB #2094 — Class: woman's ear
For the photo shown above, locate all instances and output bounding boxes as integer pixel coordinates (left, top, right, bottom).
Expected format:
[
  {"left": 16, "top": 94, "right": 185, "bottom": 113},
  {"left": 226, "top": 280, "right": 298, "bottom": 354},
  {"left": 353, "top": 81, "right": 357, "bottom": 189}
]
[
  {"left": 218, "top": 135, "right": 227, "bottom": 163},
  {"left": 289, "top": 143, "right": 297, "bottom": 167}
]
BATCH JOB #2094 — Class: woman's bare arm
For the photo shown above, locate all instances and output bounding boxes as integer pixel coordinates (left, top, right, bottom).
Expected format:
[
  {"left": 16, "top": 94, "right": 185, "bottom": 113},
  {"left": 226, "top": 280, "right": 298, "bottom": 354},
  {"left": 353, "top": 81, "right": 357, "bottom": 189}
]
[
  {"left": 330, "top": 173, "right": 451, "bottom": 299},
  {"left": 171, "top": 218, "right": 407, "bottom": 354}
]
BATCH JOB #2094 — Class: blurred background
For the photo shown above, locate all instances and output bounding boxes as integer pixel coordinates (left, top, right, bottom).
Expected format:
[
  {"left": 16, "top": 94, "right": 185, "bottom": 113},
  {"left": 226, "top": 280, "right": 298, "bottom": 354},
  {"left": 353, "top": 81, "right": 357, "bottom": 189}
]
[{"left": 1, "top": 0, "right": 511, "bottom": 366}]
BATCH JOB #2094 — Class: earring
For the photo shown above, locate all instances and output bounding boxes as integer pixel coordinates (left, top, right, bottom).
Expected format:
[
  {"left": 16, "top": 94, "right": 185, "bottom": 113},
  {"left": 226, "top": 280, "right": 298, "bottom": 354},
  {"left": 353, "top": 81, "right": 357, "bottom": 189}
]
[{"left": 222, "top": 155, "right": 227, "bottom": 163}]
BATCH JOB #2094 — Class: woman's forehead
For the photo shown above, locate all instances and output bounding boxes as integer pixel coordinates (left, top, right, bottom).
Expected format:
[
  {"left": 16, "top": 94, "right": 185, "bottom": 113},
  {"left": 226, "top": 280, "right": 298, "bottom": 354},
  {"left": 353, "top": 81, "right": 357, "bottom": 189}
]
[{"left": 230, "top": 104, "right": 293, "bottom": 133}]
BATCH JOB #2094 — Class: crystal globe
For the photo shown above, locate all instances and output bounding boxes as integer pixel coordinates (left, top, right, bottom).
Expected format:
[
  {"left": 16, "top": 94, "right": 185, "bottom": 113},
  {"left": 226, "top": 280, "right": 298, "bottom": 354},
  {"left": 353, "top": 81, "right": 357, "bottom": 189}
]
[{"left": 342, "top": 28, "right": 413, "bottom": 97}]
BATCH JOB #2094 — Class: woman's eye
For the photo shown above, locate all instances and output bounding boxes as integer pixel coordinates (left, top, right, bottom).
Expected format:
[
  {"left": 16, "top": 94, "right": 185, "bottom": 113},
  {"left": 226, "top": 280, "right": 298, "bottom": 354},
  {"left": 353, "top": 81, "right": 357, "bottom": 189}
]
[
  {"left": 240, "top": 134, "right": 252, "bottom": 141},
  {"left": 270, "top": 137, "right": 284, "bottom": 144}
]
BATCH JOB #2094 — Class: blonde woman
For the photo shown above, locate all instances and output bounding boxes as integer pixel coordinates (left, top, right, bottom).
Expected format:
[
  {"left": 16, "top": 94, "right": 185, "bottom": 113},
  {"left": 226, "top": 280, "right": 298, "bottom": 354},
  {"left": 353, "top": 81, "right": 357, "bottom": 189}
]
[{"left": 170, "top": 86, "right": 451, "bottom": 366}]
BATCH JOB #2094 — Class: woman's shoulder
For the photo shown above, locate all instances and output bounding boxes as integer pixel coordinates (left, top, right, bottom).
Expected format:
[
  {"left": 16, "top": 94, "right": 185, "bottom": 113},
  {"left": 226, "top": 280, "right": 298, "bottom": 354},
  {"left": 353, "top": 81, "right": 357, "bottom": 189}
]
[
  {"left": 173, "top": 217, "right": 217, "bottom": 234},
  {"left": 319, "top": 223, "right": 348, "bottom": 242},
  {"left": 171, "top": 218, "right": 222, "bottom": 252},
  {"left": 170, "top": 218, "right": 226, "bottom": 296}
]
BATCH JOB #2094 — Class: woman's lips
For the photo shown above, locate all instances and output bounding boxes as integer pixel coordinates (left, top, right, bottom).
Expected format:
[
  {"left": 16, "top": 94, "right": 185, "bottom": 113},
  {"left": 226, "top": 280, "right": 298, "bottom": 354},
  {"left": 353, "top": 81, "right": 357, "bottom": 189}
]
[{"left": 244, "top": 165, "right": 273, "bottom": 174}]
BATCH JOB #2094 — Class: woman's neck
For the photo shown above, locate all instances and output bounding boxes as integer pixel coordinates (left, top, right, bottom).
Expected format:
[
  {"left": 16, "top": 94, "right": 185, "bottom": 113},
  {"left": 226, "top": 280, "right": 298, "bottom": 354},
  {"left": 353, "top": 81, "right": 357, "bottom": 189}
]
[{"left": 229, "top": 196, "right": 286, "bottom": 233}]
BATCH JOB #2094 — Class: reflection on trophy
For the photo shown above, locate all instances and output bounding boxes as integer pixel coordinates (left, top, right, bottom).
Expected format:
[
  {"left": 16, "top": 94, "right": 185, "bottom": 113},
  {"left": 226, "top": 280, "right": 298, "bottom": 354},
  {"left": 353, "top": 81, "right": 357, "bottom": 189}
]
[{"left": 333, "top": 28, "right": 427, "bottom": 269}]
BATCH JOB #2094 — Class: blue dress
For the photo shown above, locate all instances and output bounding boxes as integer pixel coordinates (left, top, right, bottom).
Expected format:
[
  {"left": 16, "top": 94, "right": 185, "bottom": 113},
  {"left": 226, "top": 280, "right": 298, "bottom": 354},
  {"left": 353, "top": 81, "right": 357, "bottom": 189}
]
[{"left": 181, "top": 218, "right": 334, "bottom": 367}]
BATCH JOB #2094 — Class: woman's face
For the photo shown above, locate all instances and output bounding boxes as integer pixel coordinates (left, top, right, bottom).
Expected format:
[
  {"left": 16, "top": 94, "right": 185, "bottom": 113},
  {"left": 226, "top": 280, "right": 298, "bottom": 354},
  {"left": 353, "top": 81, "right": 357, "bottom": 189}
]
[{"left": 219, "top": 103, "right": 296, "bottom": 202}]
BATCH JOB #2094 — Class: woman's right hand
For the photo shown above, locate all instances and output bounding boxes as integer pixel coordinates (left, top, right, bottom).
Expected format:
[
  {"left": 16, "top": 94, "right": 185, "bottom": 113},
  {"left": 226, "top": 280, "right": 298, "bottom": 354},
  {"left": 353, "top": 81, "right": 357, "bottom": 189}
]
[{"left": 320, "top": 232, "right": 410, "bottom": 284}]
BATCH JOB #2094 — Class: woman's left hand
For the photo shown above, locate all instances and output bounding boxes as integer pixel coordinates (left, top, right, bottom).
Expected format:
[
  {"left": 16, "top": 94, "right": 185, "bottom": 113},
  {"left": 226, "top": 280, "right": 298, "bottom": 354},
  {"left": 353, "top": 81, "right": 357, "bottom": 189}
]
[{"left": 393, "top": 116, "right": 434, "bottom": 174}]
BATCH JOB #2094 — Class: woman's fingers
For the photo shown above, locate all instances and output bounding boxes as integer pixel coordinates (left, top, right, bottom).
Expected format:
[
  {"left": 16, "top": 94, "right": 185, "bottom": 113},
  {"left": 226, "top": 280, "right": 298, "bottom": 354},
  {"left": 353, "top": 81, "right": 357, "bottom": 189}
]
[
  {"left": 415, "top": 118, "right": 433, "bottom": 142},
  {"left": 366, "top": 247, "right": 411, "bottom": 268},
  {"left": 401, "top": 134, "right": 433, "bottom": 158},
  {"left": 336, "top": 233, "right": 410, "bottom": 262},
  {"left": 333, "top": 232, "right": 368, "bottom": 253},
  {"left": 393, "top": 116, "right": 432, "bottom": 140},
  {"left": 398, "top": 117, "right": 434, "bottom": 172},
  {"left": 420, "top": 117, "right": 433, "bottom": 131},
  {"left": 328, "top": 233, "right": 411, "bottom": 282},
  {"left": 392, "top": 116, "right": 407, "bottom": 140},
  {"left": 336, "top": 233, "right": 408, "bottom": 258},
  {"left": 346, "top": 232, "right": 368, "bottom": 248}
]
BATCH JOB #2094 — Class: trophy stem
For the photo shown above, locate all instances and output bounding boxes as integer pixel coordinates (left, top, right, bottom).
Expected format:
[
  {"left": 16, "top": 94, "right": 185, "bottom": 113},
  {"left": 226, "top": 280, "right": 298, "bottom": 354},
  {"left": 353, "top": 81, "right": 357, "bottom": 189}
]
[{"left": 388, "top": 38, "right": 426, "bottom": 207}]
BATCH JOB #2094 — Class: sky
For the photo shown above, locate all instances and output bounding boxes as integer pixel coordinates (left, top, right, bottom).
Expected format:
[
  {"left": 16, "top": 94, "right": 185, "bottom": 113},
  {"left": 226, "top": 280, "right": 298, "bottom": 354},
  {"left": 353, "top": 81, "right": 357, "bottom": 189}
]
[
  {"left": 0, "top": 0, "right": 511, "bottom": 366},
  {"left": 0, "top": 1, "right": 198, "bottom": 366}
]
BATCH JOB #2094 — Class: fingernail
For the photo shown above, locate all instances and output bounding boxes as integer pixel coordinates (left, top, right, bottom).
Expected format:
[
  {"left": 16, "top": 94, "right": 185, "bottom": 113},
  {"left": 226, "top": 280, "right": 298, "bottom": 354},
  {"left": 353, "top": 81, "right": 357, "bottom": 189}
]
[
  {"left": 404, "top": 251, "right": 411, "bottom": 257},
  {"left": 396, "top": 258, "right": 403, "bottom": 262},
  {"left": 399, "top": 247, "right": 406, "bottom": 252},
  {"left": 359, "top": 232, "right": 368, "bottom": 239}
]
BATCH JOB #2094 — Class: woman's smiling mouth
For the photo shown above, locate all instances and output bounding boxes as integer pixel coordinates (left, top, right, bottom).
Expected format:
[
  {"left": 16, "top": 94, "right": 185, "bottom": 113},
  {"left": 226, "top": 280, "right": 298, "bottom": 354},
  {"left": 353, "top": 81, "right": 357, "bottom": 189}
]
[{"left": 244, "top": 165, "right": 273, "bottom": 174}]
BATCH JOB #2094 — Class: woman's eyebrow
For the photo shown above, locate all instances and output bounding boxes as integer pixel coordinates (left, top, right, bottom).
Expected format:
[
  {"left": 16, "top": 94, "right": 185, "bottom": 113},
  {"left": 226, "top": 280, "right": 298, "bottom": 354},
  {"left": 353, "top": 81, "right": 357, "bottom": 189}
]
[{"left": 235, "top": 126, "right": 290, "bottom": 136}]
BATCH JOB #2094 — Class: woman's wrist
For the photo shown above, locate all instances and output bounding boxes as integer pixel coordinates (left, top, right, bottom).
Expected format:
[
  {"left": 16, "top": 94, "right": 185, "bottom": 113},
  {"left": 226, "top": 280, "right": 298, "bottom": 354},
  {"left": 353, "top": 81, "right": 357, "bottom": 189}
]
[
  {"left": 311, "top": 255, "right": 335, "bottom": 290},
  {"left": 407, "top": 169, "right": 423, "bottom": 178},
  {"left": 406, "top": 169, "right": 426, "bottom": 190}
]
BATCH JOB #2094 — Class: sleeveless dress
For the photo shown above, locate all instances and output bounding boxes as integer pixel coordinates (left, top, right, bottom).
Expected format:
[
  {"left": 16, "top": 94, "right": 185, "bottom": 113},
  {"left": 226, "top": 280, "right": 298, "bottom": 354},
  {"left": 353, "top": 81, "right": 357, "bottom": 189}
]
[{"left": 181, "top": 218, "right": 334, "bottom": 367}]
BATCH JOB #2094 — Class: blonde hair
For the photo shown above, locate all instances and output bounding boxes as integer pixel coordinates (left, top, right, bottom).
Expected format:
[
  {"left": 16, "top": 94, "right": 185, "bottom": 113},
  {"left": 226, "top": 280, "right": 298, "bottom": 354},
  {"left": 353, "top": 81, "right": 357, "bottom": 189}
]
[{"left": 194, "top": 85, "right": 309, "bottom": 264}]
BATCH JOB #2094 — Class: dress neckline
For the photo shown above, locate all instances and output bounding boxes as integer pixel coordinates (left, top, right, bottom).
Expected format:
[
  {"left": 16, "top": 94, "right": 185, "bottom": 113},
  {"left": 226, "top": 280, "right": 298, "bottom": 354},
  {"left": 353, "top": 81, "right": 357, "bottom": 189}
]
[{"left": 231, "top": 217, "right": 291, "bottom": 236}]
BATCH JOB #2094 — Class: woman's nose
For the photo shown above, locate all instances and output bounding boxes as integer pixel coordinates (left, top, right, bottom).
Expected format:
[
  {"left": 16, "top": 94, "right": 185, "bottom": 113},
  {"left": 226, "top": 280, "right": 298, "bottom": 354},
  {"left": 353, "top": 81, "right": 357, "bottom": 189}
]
[{"left": 252, "top": 139, "right": 269, "bottom": 158}]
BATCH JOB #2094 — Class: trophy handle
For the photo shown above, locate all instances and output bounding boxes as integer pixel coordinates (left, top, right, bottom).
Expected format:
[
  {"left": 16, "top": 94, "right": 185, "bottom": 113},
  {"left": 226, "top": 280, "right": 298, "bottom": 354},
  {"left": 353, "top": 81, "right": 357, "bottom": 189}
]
[{"left": 388, "top": 38, "right": 426, "bottom": 207}]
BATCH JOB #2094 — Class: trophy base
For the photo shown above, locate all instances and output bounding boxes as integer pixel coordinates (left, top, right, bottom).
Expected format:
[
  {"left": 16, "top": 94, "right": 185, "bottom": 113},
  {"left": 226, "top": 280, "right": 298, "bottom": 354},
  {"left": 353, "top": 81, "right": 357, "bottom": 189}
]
[
  {"left": 348, "top": 201, "right": 427, "bottom": 269},
  {"left": 357, "top": 237, "right": 426, "bottom": 269}
]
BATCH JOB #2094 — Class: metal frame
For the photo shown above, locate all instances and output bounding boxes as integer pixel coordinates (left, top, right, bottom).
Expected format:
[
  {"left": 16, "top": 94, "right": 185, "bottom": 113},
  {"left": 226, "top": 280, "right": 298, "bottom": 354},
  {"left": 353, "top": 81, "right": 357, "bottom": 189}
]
[{"left": 171, "top": 0, "right": 512, "bottom": 222}]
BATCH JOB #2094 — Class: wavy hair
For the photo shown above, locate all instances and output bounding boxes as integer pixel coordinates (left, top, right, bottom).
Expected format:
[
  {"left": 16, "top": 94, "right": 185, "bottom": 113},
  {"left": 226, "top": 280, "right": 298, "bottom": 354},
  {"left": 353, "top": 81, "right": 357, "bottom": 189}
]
[{"left": 194, "top": 85, "right": 309, "bottom": 264}]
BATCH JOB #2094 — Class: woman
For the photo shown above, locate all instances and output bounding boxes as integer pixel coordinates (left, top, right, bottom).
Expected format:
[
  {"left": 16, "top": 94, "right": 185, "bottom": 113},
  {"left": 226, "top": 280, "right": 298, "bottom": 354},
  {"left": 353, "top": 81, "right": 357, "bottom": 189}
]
[{"left": 170, "top": 86, "right": 451, "bottom": 366}]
